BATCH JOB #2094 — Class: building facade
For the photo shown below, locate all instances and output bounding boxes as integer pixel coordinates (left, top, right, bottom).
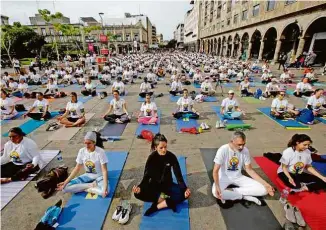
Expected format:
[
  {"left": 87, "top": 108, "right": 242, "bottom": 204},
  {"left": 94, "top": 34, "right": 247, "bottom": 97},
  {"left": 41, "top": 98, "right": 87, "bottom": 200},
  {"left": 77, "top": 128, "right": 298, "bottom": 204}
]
[
  {"left": 174, "top": 23, "right": 185, "bottom": 48},
  {"left": 29, "top": 13, "right": 70, "bottom": 25},
  {"left": 1, "top": 15, "right": 9, "bottom": 25},
  {"left": 152, "top": 25, "right": 157, "bottom": 44},
  {"left": 184, "top": 1, "right": 199, "bottom": 52},
  {"left": 156, "top": 33, "right": 163, "bottom": 43},
  {"left": 198, "top": 0, "right": 326, "bottom": 64}
]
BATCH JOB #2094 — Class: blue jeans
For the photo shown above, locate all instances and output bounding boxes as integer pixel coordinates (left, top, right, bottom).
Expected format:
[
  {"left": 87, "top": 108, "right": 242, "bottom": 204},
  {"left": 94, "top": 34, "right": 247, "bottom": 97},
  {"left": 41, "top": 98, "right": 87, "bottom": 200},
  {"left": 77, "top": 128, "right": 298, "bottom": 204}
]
[{"left": 11, "top": 91, "right": 23, "bottom": 98}]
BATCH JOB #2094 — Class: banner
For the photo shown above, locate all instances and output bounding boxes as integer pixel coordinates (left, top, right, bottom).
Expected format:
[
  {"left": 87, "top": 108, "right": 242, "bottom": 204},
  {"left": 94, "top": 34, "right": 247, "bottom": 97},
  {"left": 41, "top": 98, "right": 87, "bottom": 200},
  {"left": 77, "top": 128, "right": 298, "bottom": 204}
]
[
  {"left": 99, "top": 34, "right": 108, "bottom": 43},
  {"left": 100, "top": 49, "right": 109, "bottom": 55},
  {"left": 88, "top": 43, "right": 94, "bottom": 52}
]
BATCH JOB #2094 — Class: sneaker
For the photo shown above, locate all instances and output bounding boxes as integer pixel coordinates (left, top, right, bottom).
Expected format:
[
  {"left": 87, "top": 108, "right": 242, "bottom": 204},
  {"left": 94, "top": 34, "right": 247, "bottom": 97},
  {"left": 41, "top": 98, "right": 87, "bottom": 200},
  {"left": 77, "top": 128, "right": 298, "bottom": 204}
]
[
  {"left": 115, "top": 118, "right": 123, "bottom": 124},
  {"left": 215, "top": 120, "right": 220, "bottom": 128},
  {"left": 293, "top": 206, "right": 306, "bottom": 227},
  {"left": 204, "top": 123, "right": 209, "bottom": 130},
  {"left": 284, "top": 203, "right": 296, "bottom": 223},
  {"left": 219, "top": 120, "right": 226, "bottom": 128},
  {"left": 200, "top": 123, "right": 206, "bottom": 130},
  {"left": 112, "top": 201, "right": 124, "bottom": 221},
  {"left": 118, "top": 202, "right": 132, "bottom": 224}
]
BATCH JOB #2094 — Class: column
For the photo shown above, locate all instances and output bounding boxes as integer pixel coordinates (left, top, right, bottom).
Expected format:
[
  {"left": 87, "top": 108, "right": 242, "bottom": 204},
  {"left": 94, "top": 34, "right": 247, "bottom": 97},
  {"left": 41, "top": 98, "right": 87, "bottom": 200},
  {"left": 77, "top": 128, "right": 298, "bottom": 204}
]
[
  {"left": 295, "top": 37, "right": 306, "bottom": 58},
  {"left": 238, "top": 42, "right": 242, "bottom": 59},
  {"left": 122, "top": 28, "right": 126, "bottom": 41},
  {"left": 258, "top": 40, "right": 265, "bottom": 61},
  {"left": 272, "top": 39, "right": 282, "bottom": 64},
  {"left": 230, "top": 43, "right": 234, "bottom": 58},
  {"left": 139, "top": 28, "right": 143, "bottom": 42},
  {"left": 247, "top": 42, "right": 252, "bottom": 61}
]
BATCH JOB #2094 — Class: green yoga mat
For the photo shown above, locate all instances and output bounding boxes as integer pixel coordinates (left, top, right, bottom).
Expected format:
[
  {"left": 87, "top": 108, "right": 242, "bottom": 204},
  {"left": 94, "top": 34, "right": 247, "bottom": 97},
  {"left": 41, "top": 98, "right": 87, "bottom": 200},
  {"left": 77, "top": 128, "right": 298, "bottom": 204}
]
[
  {"left": 242, "top": 97, "right": 261, "bottom": 104},
  {"left": 226, "top": 124, "right": 252, "bottom": 130}
]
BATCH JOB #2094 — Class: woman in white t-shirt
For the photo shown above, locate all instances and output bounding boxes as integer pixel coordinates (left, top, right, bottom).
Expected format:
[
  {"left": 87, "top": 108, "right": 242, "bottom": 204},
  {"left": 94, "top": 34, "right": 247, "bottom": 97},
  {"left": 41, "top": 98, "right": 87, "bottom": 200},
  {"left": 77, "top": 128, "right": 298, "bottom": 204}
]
[
  {"left": 44, "top": 78, "right": 59, "bottom": 98},
  {"left": 0, "top": 89, "right": 18, "bottom": 120},
  {"left": 173, "top": 89, "right": 199, "bottom": 119},
  {"left": 102, "top": 90, "right": 130, "bottom": 124},
  {"left": 278, "top": 134, "right": 326, "bottom": 192},
  {"left": 28, "top": 70, "right": 41, "bottom": 85},
  {"left": 193, "top": 69, "right": 203, "bottom": 84},
  {"left": 138, "top": 94, "right": 158, "bottom": 125},
  {"left": 0, "top": 127, "right": 43, "bottom": 184},
  {"left": 111, "top": 77, "right": 126, "bottom": 96},
  {"left": 220, "top": 90, "right": 244, "bottom": 120},
  {"left": 57, "top": 92, "right": 86, "bottom": 128},
  {"left": 14, "top": 79, "right": 30, "bottom": 98},
  {"left": 306, "top": 89, "right": 326, "bottom": 117},
  {"left": 81, "top": 78, "right": 96, "bottom": 97},
  {"left": 139, "top": 77, "right": 153, "bottom": 98},
  {"left": 8, "top": 78, "right": 18, "bottom": 92},
  {"left": 57, "top": 132, "right": 109, "bottom": 197},
  {"left": 212, "top": 131, "right": 274, "bottom": 205},
  {"left": 270, "top": 91, "right": 299, "bottom": 119},
  {"left": 170, "top": 77, "right": 183, "bottom": 96},
  {"left": 239, "top": 77, "right": 253, "bottom": 97},
  {"left": 294, "top": 77, "right": 314, "bottom": 97},
  {"left": 264, "top": 78, "right": 280, "bottom": 98},
  {"left": 261, "top": 69, "right": 272, "bottom": 84},
  {"left": 24, "top": 92, "right": 51, "bottom": 120},
  {"left": 99, "top": 71, "right": 111, "bottom": 86},
  {"left": 200, "top": 77, "right": 216, "bottom": 96}
]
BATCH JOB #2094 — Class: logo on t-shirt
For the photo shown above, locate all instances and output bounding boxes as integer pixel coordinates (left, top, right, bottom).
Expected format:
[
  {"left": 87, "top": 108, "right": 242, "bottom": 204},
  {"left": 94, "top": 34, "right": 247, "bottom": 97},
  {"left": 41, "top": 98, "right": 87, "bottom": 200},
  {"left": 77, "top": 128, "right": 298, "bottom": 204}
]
[
  {"left": 183, "top": 104, "right": 189, "bottom": 112},
  {"left": 292, "top": 162, "right": 304, "bottom": 174},
  {"left": 227, "top": 156, "right": 239, "bottom": 171},
  {"left": 146, "top": 109, "right": 152, "bottom": 116},
  {"left": 85, "top": 160, "right": 96, "bottom": 173},
  {"left": 10, "top": 151, "right": 22, "bottom": 163}
]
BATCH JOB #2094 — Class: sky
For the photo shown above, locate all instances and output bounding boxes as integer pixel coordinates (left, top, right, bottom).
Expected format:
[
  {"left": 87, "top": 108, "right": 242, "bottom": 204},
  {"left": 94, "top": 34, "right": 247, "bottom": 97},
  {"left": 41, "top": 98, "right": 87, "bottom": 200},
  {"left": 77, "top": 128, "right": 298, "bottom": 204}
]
[{"left": 1, "top": 0, "right": 192, "bottom": 40}]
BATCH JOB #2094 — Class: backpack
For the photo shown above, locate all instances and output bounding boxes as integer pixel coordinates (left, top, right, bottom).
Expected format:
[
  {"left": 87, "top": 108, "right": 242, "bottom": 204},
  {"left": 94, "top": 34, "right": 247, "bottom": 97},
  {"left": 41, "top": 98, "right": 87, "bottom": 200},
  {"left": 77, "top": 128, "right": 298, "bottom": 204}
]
[
  {"left": 34, "top": 200, "right": 63, "bottom": 230},
  {"left": 15, "top": 104, "right": 26, "bottom": 112},
  {"left": 254, "top": 88, "right": 262, "bottom": 99},
  {"left": 140, "top": 130, "right": 154, "bottom": 142},
  {"left": 296, "top": 109, "right": 314, "bottom": 124}
]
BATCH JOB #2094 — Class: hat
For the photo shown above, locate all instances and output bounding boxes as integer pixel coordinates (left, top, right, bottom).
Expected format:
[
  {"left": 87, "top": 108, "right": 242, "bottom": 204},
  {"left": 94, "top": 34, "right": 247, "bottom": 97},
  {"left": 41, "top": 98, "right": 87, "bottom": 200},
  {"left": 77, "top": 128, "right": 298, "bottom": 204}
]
[
  {"left": 84, "top": 131, "right": 97, "bottom": 143},
  {"left": 228, "top": 90, "right": 235, "bottom": 94}
]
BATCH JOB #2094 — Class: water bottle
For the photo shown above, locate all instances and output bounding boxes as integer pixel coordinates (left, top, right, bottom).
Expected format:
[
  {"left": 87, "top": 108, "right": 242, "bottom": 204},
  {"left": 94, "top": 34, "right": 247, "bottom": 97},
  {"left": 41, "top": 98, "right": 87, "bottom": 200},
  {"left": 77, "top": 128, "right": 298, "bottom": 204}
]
[
  {"left": 57, "top": 152, "right": 64, "bottom": 166},
  {"left": 279, "top": 188, "right": 290, "bottom": 204}
]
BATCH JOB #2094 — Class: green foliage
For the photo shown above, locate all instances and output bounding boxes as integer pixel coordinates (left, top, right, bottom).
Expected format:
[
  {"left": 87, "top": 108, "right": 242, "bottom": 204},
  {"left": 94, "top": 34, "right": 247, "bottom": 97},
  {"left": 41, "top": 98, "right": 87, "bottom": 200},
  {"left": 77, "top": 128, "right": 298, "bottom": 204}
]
[
  {"left": 82, "top": 25, "right": 101, "bottom": 35},
  {"left": 106, "top": 32, "right": 118, "bottom": 41},
  {"left": 166, "top": 39, "right": 177, "bottom": 48}
]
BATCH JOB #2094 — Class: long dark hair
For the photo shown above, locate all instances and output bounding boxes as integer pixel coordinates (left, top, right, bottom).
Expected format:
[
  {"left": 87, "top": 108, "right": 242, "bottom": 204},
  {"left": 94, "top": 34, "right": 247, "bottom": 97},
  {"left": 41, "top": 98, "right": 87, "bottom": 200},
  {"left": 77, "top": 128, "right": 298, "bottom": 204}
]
[
  {"left": 287, "top": 134, "right": 312, "bottom": 148},
  {"left": 71, "top": 92, "right": 78, "bottom": 103},
  {"left": 151, "top": 133, "right": 167, "bottom": 152}
]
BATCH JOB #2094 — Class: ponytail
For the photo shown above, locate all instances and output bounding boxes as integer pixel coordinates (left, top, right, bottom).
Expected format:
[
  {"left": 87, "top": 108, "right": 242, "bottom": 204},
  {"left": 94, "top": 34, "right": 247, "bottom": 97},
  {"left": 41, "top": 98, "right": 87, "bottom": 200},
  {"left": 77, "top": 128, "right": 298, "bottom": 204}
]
[
  {"left": 287, "top": 134, "right": 312, "bottom": 148},
  {"left": 150, "top": 133, "right": 167, "bottom": 152}
]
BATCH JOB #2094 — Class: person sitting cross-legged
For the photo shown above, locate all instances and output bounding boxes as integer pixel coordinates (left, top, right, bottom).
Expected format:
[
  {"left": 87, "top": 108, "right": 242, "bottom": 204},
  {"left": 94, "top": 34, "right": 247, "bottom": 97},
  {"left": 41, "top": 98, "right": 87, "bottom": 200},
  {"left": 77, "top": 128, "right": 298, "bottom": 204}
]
[
  {"left": 102, "top": 90, "right": 130, "bottom": 124},
  {"left": 139, "top": 77, "right": 153, "bottom": 98},
  {"left": 294, "top": 77, "right": 314, "bottom": 98},
  {"left": 306, "top": 88, "right": 326, "bottom": 117},
  {"left": 220, "top": 90, "right": 244, "bottom": 120},
  {"left": 138, "top": 94, "right": 158, "bottom": 125},
  {"left": 24, "top": 92, "right": 51, "bottom": 120},
  {"left": 173, "top": 89, "right": 199, "bottom": 119},
  {"left": 200, "top": 77, "right": 216, "bottom": 96},
  {"left": 169, "top": 77, "right": 183, "bottom": 96},
  {"left": 270, "top": 91, "right": 299, "bottom": 119},
  {"left": 81, "top": 78, "right": 96, "bottom": 97}
]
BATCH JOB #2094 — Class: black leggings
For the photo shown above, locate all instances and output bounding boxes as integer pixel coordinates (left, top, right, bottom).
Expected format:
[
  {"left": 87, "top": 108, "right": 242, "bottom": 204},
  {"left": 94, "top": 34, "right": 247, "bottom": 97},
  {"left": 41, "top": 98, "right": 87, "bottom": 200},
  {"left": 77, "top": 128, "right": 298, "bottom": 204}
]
[
  {"left": 27, "top": 111, "right": 51, "bottom": 120},
  {"left": 241, "top": 89, "right": 253, "bottom": 97},
  {"left": 134, "top": 182, "right": 186, "bottom": 205},
  {"left": 139, "top": 92, "right": 153, "bottom": 98},
  {"left": 100, "top": 80, "right": 111, "bottom": 85},
  {"left": 81, "top": 89, "right": 96, "bottom": 97},
  {"left": 1, "top": 162, "right": 40, "bottom": 181},
  {"left": 293, "top": 91, "right": 313, "bottom": 97},
  {"left": 170, "top": 90, "right": 183, "bottom": 96},
  {"left": 103, "top": 114, "right": 129, "bottom": 124},
  {"left": 278, "top": 172, "right": 326, "bottom": 192},
  {"left": 173, "top": 111, "right": 199, "bottom": 119}
]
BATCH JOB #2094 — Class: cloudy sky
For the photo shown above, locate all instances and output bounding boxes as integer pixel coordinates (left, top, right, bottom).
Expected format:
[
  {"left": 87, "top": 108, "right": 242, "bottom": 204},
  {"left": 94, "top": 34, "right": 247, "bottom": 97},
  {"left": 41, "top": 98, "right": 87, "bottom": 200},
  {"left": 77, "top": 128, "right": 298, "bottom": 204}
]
[{"left": 2, "top": 0, "right": 191, "bottom": 40}]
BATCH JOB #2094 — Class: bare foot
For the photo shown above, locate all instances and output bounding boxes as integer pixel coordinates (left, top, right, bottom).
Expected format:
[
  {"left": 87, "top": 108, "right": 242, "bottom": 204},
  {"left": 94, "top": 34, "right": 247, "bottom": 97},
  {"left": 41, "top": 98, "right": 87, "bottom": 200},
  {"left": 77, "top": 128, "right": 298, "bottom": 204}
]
[
  {"left": 1, "top": 178, "right": 12, "bottom": 184},
  {"left": 65, "top": 124, "right": 73, "bottom": 128}
]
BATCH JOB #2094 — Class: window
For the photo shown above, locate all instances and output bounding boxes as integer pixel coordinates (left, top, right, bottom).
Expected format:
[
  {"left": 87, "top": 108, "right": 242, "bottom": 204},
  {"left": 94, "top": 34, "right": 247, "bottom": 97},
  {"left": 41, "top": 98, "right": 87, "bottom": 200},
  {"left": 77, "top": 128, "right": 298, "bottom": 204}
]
[
  {"left": 285, "top": 0, "right": 296, "bottom": 5},
  {"left": 41, "top": 28, "right": 46, "bottom": 36},
  {"left": 227, "top": 18, "right": 231, "bottom": 26},
  {"left": 242, "top": 10, "right": 248, "bottom": 20},
  {"left": 50, "top": 28, "right": 55, "bottom": 35},
  {"left": 234, "top": 14, "right": 238, "bottom": 24},
  {"left": 253, "top": 4, "right": 260, "bottom": 16},
  {"left": 266, "top": 0, "right": 275, "bottom": 11}
]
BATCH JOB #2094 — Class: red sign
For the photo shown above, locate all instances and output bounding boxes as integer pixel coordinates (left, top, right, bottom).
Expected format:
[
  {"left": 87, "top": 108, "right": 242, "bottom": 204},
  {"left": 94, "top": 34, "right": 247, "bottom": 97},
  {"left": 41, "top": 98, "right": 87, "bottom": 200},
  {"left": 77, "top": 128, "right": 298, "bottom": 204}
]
[
  {"left": 88, "top": 43, "right": 94, "bottom": 52},
  {"left": 100, "top": 49, "right": 109, "bottom": 55},
  {"left": 99, "top": 34, "right": 108, "bottom": 43}
]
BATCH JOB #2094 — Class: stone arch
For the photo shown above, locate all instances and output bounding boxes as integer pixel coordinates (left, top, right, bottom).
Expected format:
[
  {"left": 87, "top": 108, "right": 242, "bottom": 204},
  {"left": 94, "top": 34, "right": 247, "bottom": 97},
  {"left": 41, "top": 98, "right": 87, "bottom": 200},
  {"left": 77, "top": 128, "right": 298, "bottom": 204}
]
[
  {"left": 208, "top": 40, "right": 211, "bottom": 53},
  {"left": 109, "top": 43, "right": 116, "bottom": 52},
  {"left": 217, "top": 37, "right": 222, "bottom": 56},
  {"left": 227, "top": 35, "right": 233, "bottom": 57},
  {"left": 250, "top": 29, "right": 262, "bottom": 59},
  {"left": 210, "top": 39, "right": 214, "bottom": 54},
  {"left": 280, "top": 22, "right": 301, "bottom": 62},
  {"left": 262, "top": 27, "right": 277, "bottom": 61},
  {"left": 233, "top": 33, "right": 240, "bottom": 57},
  {"left": 240, "top": 32, "right": 249, "bottom": 59}
]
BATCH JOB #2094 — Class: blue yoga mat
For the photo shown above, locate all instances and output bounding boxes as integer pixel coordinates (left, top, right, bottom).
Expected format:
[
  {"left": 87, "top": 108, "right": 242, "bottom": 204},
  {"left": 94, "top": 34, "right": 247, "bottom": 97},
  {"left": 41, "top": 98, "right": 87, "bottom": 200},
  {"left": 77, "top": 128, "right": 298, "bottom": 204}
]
[
  {"left": 250, "top": 82, "right": 266, "bottom": 87},
  {"left": 170, "top": 95, "right": 180, "bottom": 102},
  {"left": 286, "top": 89, "right": 294, "bottom": 95},
  {"left": 57, "top": 84, "right": 66, "bottom": 88},
  {"left": 211, "top": 106, "right": 244, "bottom": 124},
  {"left": 312, "top": 155, "right": 326, "bottom": 176},
  {"left": 316, "top": 116, "right": 326, "bottom": 124},
  {"left": 203, "top": 96, "right": 217, "bottom": 102},
  {"left": 139, "top": 156, "right": 190, "bottom": 230},
  {"left": 96, "top": 85, "right": 107, "bottom": 89},
  {"left": 2, "top": 111, "right": 60, "bottom": 137},
  {"left": 193, "top": 83, "right": 201, "bottom": 88},
  {"left": 135, "top": 110, "right": 161, "bottom": 136},
  {"left": 57, "top": 151, "right": 128, "bottom": 230},
  {"left": 0, "top": 112, "right": 25, "bottom": 126},
  {"left": 138, "top": 96, "right": 154, "bottom": 102},
  {"left": 175, "top": 118, "right": 199, "bottom": 132},
  {"left": 79, "top": 96, "right": 93, "bottom": 103},
  {"left": 222, "top": 83, "right": 235, "bottom": 87},
  {"left": 257, "top": 107, "right": 309, "bottom": 128}
]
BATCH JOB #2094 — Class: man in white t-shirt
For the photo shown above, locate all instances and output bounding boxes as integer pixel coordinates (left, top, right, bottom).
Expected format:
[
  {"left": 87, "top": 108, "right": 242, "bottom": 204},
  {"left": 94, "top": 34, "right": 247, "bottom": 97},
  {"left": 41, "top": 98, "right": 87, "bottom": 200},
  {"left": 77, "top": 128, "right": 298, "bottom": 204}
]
[
  {"left": 212, "top": 131, "right": 274, "bottom": 205},
  {"left": 102, "top": 90, "right": 130, "bottom": 124},
  {"left": 270, "top": 91, "right": 299, "bottom": 119},
  {"left": 306, "top": 89, "right": 326, "bottom": 117},
  {"left": 220, "top": 90, "right": 244, "bottom": 120},
  {"left": 294, "top": 78, "right": 313, "bottom": 97},
  {"left": 201, "top": 77, "right": 215, "bottom": 96},
  {"left": 111, "top": 77, "right": 125, "bottom": 96},
  {"left": 0, "top": 92, "right": 18, "bottom": 120},
  {"left": 173, "top": 89, "right": 199, "bottom": 119},
  {"left": 24, "top": 93, "right": 51, "bottom": 120},
  {"left": 264, "top": 78, "right": 280, "bottom": 98},
  {"left": 170, "top": 78, "right": 183, "bottom": 96}
]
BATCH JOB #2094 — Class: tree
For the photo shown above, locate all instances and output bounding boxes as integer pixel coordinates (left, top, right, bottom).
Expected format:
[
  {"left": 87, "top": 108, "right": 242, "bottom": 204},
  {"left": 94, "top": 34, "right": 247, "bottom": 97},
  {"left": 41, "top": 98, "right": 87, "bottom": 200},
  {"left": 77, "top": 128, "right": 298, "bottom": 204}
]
[
  {"left": 166, "top": 39, "right": 177, "bottom": 49},
  {"left": 55, "top": 24, "right": 83, "bottom": 52}
]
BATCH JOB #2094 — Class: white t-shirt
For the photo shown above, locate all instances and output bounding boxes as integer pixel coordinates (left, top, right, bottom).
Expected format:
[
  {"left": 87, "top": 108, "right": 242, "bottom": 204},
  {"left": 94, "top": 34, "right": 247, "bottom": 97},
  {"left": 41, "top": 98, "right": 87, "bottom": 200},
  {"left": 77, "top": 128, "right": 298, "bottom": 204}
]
[
  {"left": 307, "top": 95, "right": 325, "bottom": 111},
  {"left": 47, "top": 83, "right": 58, "bottom": 90},
  {"left": 85, "top": 82, "right": 95, "bottom": 90},
  {"left": 271, "top": 98, "right": 289, "bottom": 113},
  {"left": 201, "top": 81, "right": 213, "bottom": 92},
  {"left": 76, "top": 69, "right": 84, "bottom": 75},
  {"left": 9, "top": 82, "right": 18, "bottom": 89},
  {"left": 193, "top": 73, "right": 202, "bottom": 81},
  {"left": 221, "top": 98, "right": 239, "bottom": 112},
  {"left": 266, "top": 83, "right": 280, "bottom": 92},
  {"left": 280, "top": 73, "right": 290, "bottom": 81},
  {"left": 111, "top": 69, "right": 117, "bottom": 77},
  {"left": 0, "top": 97, "right": 17, "bottom": 114},
  {"left": 123, "top": 71, "right": 133, "bottom": 80},
  {"left": 112, "top": 82, "right": 125, "bottom": 94},
  {"left": 214, "top": 144, "right": 251, "bottom": 179},
  {"left": 102, "top": 74, "right": 111, "bottom": 81},
  {"left": 277, "top": 147, "right": 312, "bottom": 174},
  {"left": 32, "top": 99, "right": 49, "bottom": 113},
  {"left": 140, "top": 102, "right": 157, "bottom": 117},
  {"left": 261, "top": 73, "right": 270, "bottom": 80},
  {"left": 76, "top": 146, "right": 108, "bottom": 176},
  {"left": 296, "top": 82, "right": 312, "bottom": 92},
  {"left": 140, "top": 82, "right": 151, "bottom": 93},
  {"left": 177, "top": 96, "right": 194, "bottom": 112},
  {"left": 171, "top": 81, "right": 183, "bottom": 91},
  {"left": 110, "top": 98, "right": 126, "bottom": 115},
  {"left": 240, "top": 81, "right": 250, "bottom": 90},
  {"left": 2, "top": 137, "right": 40, "bottom": 166},
  {"left": 66, "top": 101, "right": 84, "bottom": 118},
  {"left": 30, "top": 74, "right": 41, "bottom": 82},
  {"left": 18, "top": 83, "right": 29, "bottom": 92}
]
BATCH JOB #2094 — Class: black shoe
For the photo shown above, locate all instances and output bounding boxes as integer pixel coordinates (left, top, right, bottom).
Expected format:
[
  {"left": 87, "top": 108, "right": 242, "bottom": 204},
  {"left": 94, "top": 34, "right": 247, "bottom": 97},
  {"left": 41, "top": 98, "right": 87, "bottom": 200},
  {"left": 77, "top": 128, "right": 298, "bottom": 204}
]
[{"left": 144, "top": 203, "right": 158, "bottom": 216}]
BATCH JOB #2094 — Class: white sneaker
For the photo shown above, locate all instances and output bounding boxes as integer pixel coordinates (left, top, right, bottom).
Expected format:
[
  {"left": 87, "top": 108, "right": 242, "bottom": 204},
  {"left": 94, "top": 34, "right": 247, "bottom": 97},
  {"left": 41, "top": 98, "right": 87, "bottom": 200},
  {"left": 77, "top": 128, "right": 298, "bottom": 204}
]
[
  {"left": 215, "top": 120, "right": 220, "bottom": 128},
  {"left": 293, "top": 206, "right": 306, "bottom": 227},
  {"left": 284, "top": 203, "right": 296, "bottom": 223},
  {"left": 204, "top": 123, "right": 209, "bottom": 130},
  {"left": 112, "top": 201, "right": 124, "bottom": 221},
  {"left": 219, "top": 120, "right": 226, "bottom": 128},
  {"left": 118, "top": 202, "right": 132, "bottom": 224},
  {"left": 200, "top": 123, "right": 206, "bottom": 130}
]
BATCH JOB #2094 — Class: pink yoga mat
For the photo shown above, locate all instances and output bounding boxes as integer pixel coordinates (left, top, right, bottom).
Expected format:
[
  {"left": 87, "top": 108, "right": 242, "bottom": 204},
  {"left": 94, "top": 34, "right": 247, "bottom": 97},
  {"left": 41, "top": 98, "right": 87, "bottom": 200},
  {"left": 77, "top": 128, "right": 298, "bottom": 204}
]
[{"left": 12, "top": 97, "right": 23, "bottom": 103}]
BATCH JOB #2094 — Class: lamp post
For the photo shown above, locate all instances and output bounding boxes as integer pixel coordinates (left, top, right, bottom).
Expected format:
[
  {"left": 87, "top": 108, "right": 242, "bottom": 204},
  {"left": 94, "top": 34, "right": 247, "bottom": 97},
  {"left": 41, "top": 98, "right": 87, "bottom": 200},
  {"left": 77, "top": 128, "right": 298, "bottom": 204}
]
[{"left": 98, "top": 12, "right": 105, "bottom": 54}]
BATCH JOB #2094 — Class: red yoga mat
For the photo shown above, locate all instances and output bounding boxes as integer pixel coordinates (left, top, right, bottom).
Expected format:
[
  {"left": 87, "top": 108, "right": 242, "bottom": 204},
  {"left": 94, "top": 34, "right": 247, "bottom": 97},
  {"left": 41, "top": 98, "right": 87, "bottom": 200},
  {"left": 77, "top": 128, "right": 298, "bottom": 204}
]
[{"left": 254, "top": 156, "right": 326, "bottom": 230}]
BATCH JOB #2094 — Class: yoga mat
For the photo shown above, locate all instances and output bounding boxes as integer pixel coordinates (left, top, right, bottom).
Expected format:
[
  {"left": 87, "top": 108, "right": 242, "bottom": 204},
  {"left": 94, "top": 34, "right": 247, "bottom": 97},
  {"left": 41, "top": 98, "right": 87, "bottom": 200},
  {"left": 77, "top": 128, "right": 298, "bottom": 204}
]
[
  {"left": 138, "top": 95, "right": 154, "bottom": 102},
  {"left": 57, "top": 151, "right": 128, "bottom": 230},
  {"left": 48, "top": 113, "right": 95, "bottom": 141},
  {"left": 135, "top": 110, "right": 161, "bottom": 136},
  {"left": 0, "top": 111, "right": 25, "bottom": 125},
  {"left": 96, "top": 85, "right": 107, "bottom": 89},
  {"left": 79, "top": 96, "right": 93, "bottom": 104},
  {"left": 286, "top": 89, "right": 294, "bottom": 95},
  {"left": 211, "top": 106, "right": 244, "bottom": 124},
  {"left": 250, "top": 82, "right": 266, "bottom": 87},
  {"left": 99, "top": 122, "right": 127, "bottom": 140},
  {"left": 193, "top": 83, "right": 201, "bottom": 88},
  {"left": 316, "top": 116, "right": 326, "bottom": 124},
  {"left": 57, "top": 84, "right": 66, "bottom": 88},
  {"left": 170, "top": 95, "right": 180, "bottom": 102},
  {"left": 203, "top": 96, "right": 217, "bottom": 102},
  {"left": 255, "top": 156, "right": 326, "bottom": 230},
  {"left": 2, "top": 111, "right": 60, "bottom": 137},
  {"left": 257, "top": 107, "right": 310, "bottom": 130},
  {"left": 312, "top": 155, "right": 326, "bottom": 176},
  {"left": 222, "top": 83, "right": 235, "bottom": 87},
  {"left": 11, "top": 97, "right": 23, "bottom": 103},
  {"left": 1, "top": 150, "right": 60, "bottom": 210},
  {"left": 139, "top": 156, "right": 190, "bottom": 230},
  {"left": 313, "top": 82, "right": 326, "bottom": 87},
  {"left": 175, "top": 118, "right": 199, "bottom": 132},
  {"left": 242, "top": 97, "right": 261, "bottom": 104},
  {"left": 200, "top": 149, "right": 281, "bottom": 230}
]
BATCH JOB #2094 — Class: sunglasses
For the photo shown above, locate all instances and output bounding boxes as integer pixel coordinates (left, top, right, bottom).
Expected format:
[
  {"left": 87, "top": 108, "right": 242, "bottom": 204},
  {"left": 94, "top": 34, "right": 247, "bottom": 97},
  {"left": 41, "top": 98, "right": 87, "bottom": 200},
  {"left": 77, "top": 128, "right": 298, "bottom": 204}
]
[
  {"left": 9, "top": 134, "right": 19, "bottom": 138},
  {"left": 280, "top": 94, "right": 285, "bottom": 96}
]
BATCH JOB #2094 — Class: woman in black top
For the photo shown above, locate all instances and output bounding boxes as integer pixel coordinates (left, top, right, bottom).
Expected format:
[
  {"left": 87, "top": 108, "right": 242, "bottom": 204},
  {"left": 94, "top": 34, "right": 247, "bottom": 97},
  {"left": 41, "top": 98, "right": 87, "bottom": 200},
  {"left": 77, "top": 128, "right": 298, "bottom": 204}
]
[{"left": 132, "top": 134, "right": 191, "bottom": 216}]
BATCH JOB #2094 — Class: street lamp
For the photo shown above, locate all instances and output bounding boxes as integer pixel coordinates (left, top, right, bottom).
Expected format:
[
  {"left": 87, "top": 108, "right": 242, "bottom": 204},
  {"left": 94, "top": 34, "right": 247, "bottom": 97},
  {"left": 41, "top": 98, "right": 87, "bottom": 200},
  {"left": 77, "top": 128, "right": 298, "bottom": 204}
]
[{"left": 98, "top": 12, "right": 104, "bottom": 33}]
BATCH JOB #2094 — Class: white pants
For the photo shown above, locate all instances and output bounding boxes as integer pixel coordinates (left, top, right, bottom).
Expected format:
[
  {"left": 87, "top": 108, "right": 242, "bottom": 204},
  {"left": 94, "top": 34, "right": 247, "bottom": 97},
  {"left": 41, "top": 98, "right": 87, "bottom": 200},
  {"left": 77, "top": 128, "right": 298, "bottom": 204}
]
[{"left": 212, "top": 175, "right": 267, "bottom": 200}]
